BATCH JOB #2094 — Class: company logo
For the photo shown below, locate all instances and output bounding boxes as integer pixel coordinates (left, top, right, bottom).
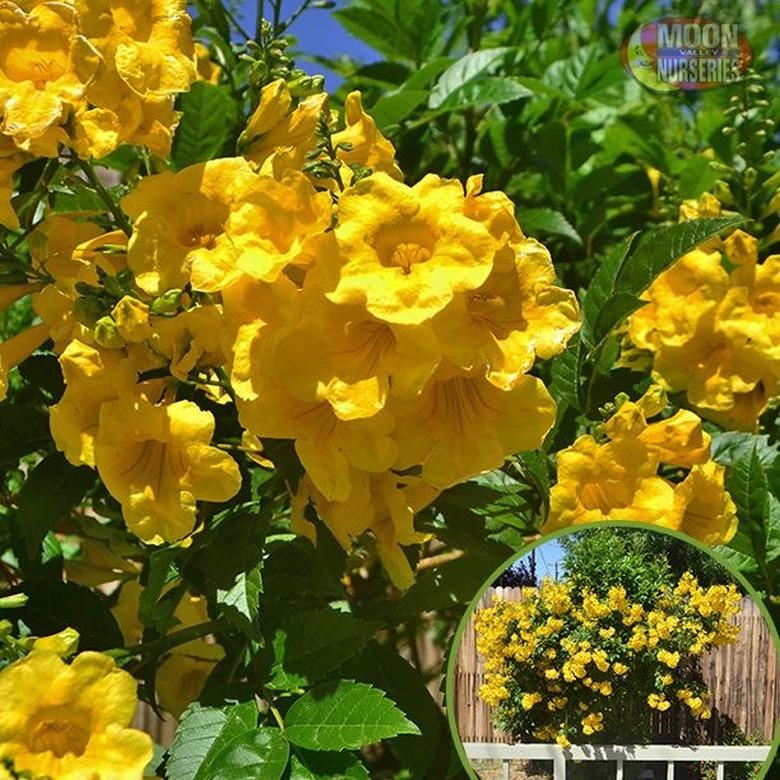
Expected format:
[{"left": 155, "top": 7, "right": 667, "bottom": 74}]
[{"left": 621, "top": 17, "right": 753, "bottom": 92}]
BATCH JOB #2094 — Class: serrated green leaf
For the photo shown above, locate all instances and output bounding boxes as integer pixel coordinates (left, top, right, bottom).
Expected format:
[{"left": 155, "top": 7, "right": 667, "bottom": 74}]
[
  {"left": 429, "top": 48, "right": 513, "bottom": 109},
  {"left": 520, "top": 208, "right": 582, "bottom": 245},
  {"left": 172, "top": 82, "right": 237, "bottom": 170},
  {"left": 289, "top": 751, "right": 369, "bottom": 779},
  {"left": 549, "top": 334, "right": 584, "bottom": 412},
  {"left": 17, "top": 453, "right": 94, "bottom": 558},
  {"left": 711, "top": 432, "right": 780, "bottom": 468},
  {"left": 285, "top": 681, "right": 420, "bottom": 751},
  {"left": 166, "top": 702, "right": 285, "bottom": 780},
  {"left": 269, "top": 609, "right": 377, "bottom": 690},
  {"left": 217, "top": 562, "right": 263, "bottom": 637}
]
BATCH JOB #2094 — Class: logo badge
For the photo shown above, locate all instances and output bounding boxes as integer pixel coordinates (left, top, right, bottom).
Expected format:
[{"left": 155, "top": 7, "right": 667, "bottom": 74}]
[{"left": 621, "top": 17, "right": 753, "bottom": 92}]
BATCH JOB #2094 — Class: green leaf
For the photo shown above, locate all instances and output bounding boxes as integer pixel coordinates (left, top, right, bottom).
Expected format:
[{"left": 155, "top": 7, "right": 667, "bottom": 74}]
[
  {"left": 263, "top": 538, "right": 343, "bottom": 599},
  {"left": 0, "top": 406, "right": 51, "bottom": 466},
  {"left": 711, "top": 432, "right": 779, "bottom": 468},
  {"left": 370, "top": 90, "right": 428, "bottom": 129},
  {"left": 17, "top": 453, "right": 94, "bottom": 557},
  {"left": 269, "top": 608, "right": 377, "bottom": 690},
  {"left": 167, "top": 702, "right": 288, "bottom": 780},
  {"left": 429, "top": 48, "right": 514, "bottom": 109},
  {"left": 520, "top": 208, "right": 582, "bottom": 245},
  {"left": 727, "top": 442, "right": 769, "bottom": 571},
  {"left": 172, "top": 82, "right": 237, "bottom": 170},
  {"left": 581, "top": 217, "right": 743, "bottom": 349},
  {"left": 549, "top": 335, "right": 584, "bottom": 412},
  {"left": 285, "top": 681, "right": 420, "bottom": 751},
  {"left": 290, "top": 752, "right": 369, "bottom": 779},
  {"left": 217, "top": 562, "right": 263, "bottom": 637}
]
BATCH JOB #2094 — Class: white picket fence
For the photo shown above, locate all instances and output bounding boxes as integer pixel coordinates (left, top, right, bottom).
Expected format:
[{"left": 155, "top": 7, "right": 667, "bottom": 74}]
[{"left": 464, "top": 742, "right": 772, "bottom": 780}]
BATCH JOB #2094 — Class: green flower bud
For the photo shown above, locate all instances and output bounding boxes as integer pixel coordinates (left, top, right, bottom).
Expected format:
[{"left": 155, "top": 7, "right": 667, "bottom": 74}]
[
  {"left": 150, "top": 288, "right": 183, "bottom": 315},
  {"left": 94, "top": 316, "right": 125, "bottom": 349}
]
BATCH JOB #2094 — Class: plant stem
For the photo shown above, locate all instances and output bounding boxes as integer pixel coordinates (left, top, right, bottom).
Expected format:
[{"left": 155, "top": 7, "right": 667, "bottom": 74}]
[
  {"left": 74, "top": 157, "right": 132, "bottom": 237},
  {"left": 107, "top": 619, "right": 226, "bottom": 658}
]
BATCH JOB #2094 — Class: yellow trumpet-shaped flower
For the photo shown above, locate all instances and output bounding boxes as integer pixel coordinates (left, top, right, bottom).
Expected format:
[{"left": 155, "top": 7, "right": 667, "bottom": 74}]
[
  {"left": 94, "top": 396, "right": 241, "bottom": 543},
  {"left": 392, "top": 366, "right": 556, "bottom": 489},
  {"left": 313, "top": 172, "right": 498, "bottom": 325},
  {"left": 331, "top": 91, "right": 402, "bottom": 181},
  {"left": 0, "top": 650, "right": 152, "bottom": 779},
  {"left": 190, "top": 169, "right": 331, "bottom": 291},
  {"left": 544, "top": 388, "right": 737, "bottom": 544},
  {"left": 0, "top": 139, "right": 24, "bottom": 228},
  {"left": 122, "top": 157, "right": 259, "bottom": 294},
  {"left": 0, "top": 1, "right": 101, "bottom": 156},
  {"left": 241, "top": 79, "right": 328, "bottom": 177},
  {"left": 50, "top": 339, "right": 139, "bottom": 467}
]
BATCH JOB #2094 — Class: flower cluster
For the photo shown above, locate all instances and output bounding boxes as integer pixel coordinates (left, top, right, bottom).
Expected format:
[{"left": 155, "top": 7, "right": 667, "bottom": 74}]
[
  {"left": 625, "top": 193, "right": 780, "bottom": 432},
  {"left": 543, "top": 386, "right": 738, "bottom": 544},
  {"left": 0, "top": 74, "right": 579, "bottom": 588},
  {"left": 475, "top": 571, "right": 742, "bottom": 748},
  {"left": 0, "top": 0, "right": 197, "bottom": 226}
]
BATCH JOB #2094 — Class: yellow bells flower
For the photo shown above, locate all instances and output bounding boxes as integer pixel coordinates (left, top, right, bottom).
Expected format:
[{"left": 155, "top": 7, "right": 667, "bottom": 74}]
[
  {"left": 238, "top": 380, "right": 398, "bottom": 502},
  {"left": 149, "top": 304, "right": 226, "bottom": 380},
  {"left": 314, "top": 173, "right": 497, "bottom": 325},
  {"left": 50, "top": 339, "right": 138, "bottom": 467},
  {"left": 672, "top": 462, "right": 737, "bottom": 544},
  {"left": 190, "top": 170, "right": 331, "bottom": 292},
  {"left": 331, "top": 91, "right": 402, "bottom": 181},
  {"left": 241, "top": 79, "right": 327, "bottom": 176},
  {"left": 0, "top": 2, "right": 101, "bottom": 156},
  {"left": 221, "top": 275, "right": 298, "bottom": 402},
  {"left": 544, "top": 435, "right": 675, "bottom": 532},
  {"left": 94, "top": 396, "right": 241, "bottom": 543},
  {"left": 273, "top": 293, "right": 441, "bottom": 420},
  {"left": 392, "top": 365, "right": 556, "bottom": 489},
  {"left": 294, "top": 470, "right": 436, "bottom": 590},
  {"left": 0, "top": 141, "right": 25, "bottom": 228},
  {"left": 76, "top": 0, "right": 195, "bottom": 101},
  {"left": 123, "top": 157, "right": 258, "bottom": 294},
  {"left": 63, "top": 526, "right": 140, "bottom": 586},
  {"left": 433, "top": 236, "right": 579, "bottom": 390},
  {"left": 0, "top": 650, "right": 152, "bottom": 779},
  {"left": 195, "top": 41, "right": 221, "bottom": 84},
  {"left": 0, "top": 322, "right": 48, "bottom": 400}
]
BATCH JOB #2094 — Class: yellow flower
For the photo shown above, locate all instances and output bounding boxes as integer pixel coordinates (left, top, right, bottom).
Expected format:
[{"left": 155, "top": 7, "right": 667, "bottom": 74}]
[
  {"left": 647, "top": 692, "right": 671, "bottom": 711},
  {"left": 0, "top": 2, "right": 101, "bottom": 156},
  {"left": 0, "top": 323, "right": 48, "bottom": 400},
  {"left": 195, "top": 41, "right": 221, "bottom": 84},
  {"left": 581, "top": 711, "right": 604, "bottom": 735},
  {"left": 272, "top": 291, "right": 441, "bottom": 421},
  {"left": 50, "top": 340, "right": 139, "bottom": 467},
  {"left": 312, "top": 172, "right": 498, "bottom": 325},
  {"left": 0, "top": 141, "right": 24, "bottom": 228},
  {"left": 672, "top": 461, "right": 738, "bottom": 544},
  {"left": 94, "top": 396, "right": 241, "bottom": 543},
  {"left": 556, "top": 733, "right": 571, "bottom": 749},
  {"left": 292, "top": 470, "right": 434, "bottom": 590},
  {"left": 331, "top": 91, "right": 402, "bottom": 181},
  {"left": 657, "top": 649, "right": 680, "bottom": 668},
  {"left": 0, "top": 650, "right": 152, "bottom": 778},
  {"left": 432, "top": 218, "right": 579, "bottom": 390},
  {"left": 112, "top": 295, "right": 152, "bottom": 343},
  {"left": 392, "top": 366, "right": 556, "bottom": 489},
  {"left": 32, "top": 627, "right": 80, "bottom": 657},
  {"left": 122, "top": 157, "right": 259, "bottom": 294},
  {"left": 241, "top": 79, "right": 327, "bottom": 176},
  {"left": 613, "top": 662, "right": 629, "bottom": 675},
  {"left": 627, "top": 227, "right": 780, "bottom": 431},
  {"left": 189, "top": 169, "right": 331, "bottom": 291},
  {"left": 521, "top": 692, "right": 543, "bottom": 710}
]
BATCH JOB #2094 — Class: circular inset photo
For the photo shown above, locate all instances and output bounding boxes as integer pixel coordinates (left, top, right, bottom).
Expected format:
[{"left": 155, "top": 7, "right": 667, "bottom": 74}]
[{"left": 448, "top": 525, "right": 780, "bottom": 780}]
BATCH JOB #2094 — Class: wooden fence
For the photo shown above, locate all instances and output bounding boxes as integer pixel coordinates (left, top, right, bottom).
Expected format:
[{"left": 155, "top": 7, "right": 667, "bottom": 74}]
[{"left": 454, "top": 589, "right": 780, "bottom": 744}]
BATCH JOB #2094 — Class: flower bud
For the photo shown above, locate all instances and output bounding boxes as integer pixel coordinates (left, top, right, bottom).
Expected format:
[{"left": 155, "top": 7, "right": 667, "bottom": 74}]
[
  {"left": 94, "top": 316, "right": 125, "bottom": 349},
  {"left": 150, "top": 288, "right": 183, "bottom": 315}
]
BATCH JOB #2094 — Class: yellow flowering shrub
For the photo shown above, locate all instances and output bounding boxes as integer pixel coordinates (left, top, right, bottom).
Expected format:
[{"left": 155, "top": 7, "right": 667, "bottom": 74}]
[{"left": 475, "top": 569, "right": 742, "bottom": 747}]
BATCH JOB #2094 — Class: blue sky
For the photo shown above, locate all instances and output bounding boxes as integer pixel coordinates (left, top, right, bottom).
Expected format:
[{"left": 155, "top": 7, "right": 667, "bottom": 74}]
[
  {"left": 237, "top": 0, "right": 376, "bottom": 88},
  {"left": 515, "top": 539, "right": 566, "bottom": 581}
]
